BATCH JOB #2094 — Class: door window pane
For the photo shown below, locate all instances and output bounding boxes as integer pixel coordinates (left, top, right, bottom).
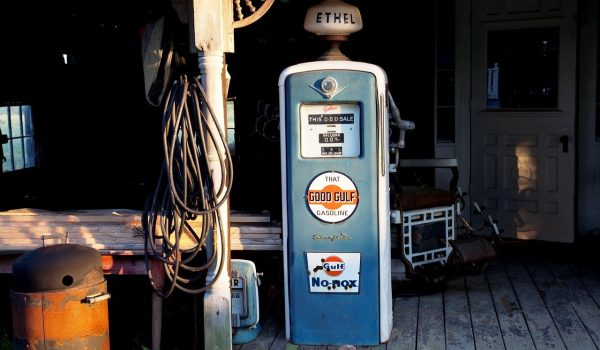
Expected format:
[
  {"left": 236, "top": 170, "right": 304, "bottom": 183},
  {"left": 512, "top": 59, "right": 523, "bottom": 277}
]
[
  {"left": 23, "top": 105, "right": 33, "bottom": 136},
  {"left": 24, "top": 137, "right": 35, "bottom": 168},
  {"left": 487, "top": 27, "right": 559, "bottom": 109},
  {"left": 10, "top": 106, "right": 22, "bottom": 137},
  {"left": 2, "top": 143, "right": 12, "bottom": 172},
  {"left": 436, "top": 107, "right": 455, "bottom": 143}
]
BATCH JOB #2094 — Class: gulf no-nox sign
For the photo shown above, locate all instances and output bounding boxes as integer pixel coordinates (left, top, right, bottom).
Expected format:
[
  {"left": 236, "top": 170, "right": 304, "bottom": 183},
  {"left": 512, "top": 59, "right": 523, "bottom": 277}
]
[
  {"left": 306, "top": 252, "right": 361, "bottom": 293},
  {"left": 306, "top": 171, "right": 359, "bottom": 223}
]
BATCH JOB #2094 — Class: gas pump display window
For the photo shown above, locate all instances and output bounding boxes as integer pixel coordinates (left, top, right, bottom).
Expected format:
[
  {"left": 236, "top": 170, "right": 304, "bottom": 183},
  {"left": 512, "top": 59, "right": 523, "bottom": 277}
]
[{"left": 300, "top": 103, "right": 360, "bottom": 158}]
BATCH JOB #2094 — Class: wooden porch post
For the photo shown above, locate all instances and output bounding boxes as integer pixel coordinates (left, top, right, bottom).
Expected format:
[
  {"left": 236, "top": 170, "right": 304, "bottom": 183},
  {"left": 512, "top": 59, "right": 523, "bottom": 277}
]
[{"left": 188, "top": 0, "right": 234, "bottom": 349}]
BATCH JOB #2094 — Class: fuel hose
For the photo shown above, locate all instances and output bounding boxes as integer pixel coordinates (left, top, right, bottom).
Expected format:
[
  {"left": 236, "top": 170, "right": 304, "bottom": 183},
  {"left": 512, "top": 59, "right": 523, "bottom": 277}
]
[{"left": 142, "top": 74, "right": 233, "bottom": 297}]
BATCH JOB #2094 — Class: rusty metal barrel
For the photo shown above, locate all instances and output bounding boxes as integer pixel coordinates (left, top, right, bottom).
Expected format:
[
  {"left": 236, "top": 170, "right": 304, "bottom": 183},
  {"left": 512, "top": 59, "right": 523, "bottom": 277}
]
[{"left": 11, "top": 244, "right": 110, "bottom": 349}]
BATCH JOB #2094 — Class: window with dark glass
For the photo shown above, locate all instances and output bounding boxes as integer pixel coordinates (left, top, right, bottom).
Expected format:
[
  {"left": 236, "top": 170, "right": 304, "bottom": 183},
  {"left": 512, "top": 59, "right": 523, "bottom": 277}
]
[
  {"left": 0, "top": 105, "right": 36, "bottom": 172},
  {"left": 435, "top": 0, "right": 455, "bottom": 143},
  {"left": 597, "top": 17, "right": 600, "bottom": 141},
  {"left": 487, "top": 27, "right": 559, "bottom": 109}
]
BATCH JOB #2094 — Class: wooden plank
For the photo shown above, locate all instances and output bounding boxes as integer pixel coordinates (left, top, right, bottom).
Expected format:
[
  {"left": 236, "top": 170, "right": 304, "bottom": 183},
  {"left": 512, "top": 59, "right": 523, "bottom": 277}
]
[
  {"left": 231, "top": 238, "right": 283, "bottom": 250},
  {"left": 547, "top": 262, "right": 600, "bottom": 348},
  {"left": 269, "top": 328, "right": 291, "bottom": 350},
  {"left": 486, "top": 261, "right": 535, "bottom": 350},
  {"left": 0, "top": 239, "right": 144, "bottom": 248},
  {"left": 0, "top": 242, "right": 145, "bottom": 251},
  {"left": 571, "top": 263, "right": 600, "bottom": 309},
  {"left": 444, "top": 277, "right": 475, "bottom": 350},
  {"left": 0, "top": 224, "right": 280, "bottom": 236},
  {"left": 0, "top": 222, "right": 131, "bottom": 229},
  {"left": 0, "top": 230, "right": 139, "bottom": 239},
  {"left": 239, "top": 307, "right": 282, "bottom": 350},
  {"left": 0, "top": 208, "right": 271, "bottom": 223},
  {"left": 230, "top": 245, "right": 283, "bottom": 251},
  {"left": 230, "top": 211, "right": 272, "bottom": 223},
  {"left": 0, "top": 214, "right": 134, "bottom": 223},
  {"left": 0, "top": 208, "right": 52, "bottom": 215},
  {"left": 356, "top": 340, "right": 387, "bottom": 350},
  {"left": 527, "top": 260, "right": 596, "bottom": 350},
  {"left": 1, "top": 232, "right": 280, "bottom": 250},
  {"left": 33, "top": 208, "right": 139, "bottom": 216},
  {"left": 0, "top": 208, "right": 135, "bottom": 216},
  {"left": 232, "top": 239, "right": 282, "bottom": 245},
  {"left": 0, "top": 241, "right": 281, "bottom": 253},
  {"left": 230, "top": 245, "right": 282, "bottom": 251},
  {"left": 502, "top": 257, "right": 565, "bottom": 350},
  {"left": 416, "top": 293, "right": 445, "bottom": 350},
  {"left": 387, "top": 296, "right": 418, "bottom": 350},
  {"left": 234, "top": 226, "right": 282, "bottom": 234},
  {"left": 230, "top": 233, "right": 281, "bottom": 240},
  {"left": 0, "top": 238, "right": 144, "bottom": 247},
  {"left": 465, "top": 273, "right": 504, "bottom": 350},
  {"left": 0, "top": 242, "right": 149, "bottom": 255},
  {"left": 0, "top": 209, "right": 283, "bottom": 255},
  {"left": 0, "top": 224, "right": 139, "bottom": 237},
  {"left": 97, "top": 249, "right": 147, "bottom": 255}
]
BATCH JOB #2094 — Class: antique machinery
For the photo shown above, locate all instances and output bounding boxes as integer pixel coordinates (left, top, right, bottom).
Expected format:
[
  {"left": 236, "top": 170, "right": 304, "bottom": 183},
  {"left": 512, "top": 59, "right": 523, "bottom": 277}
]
[
  {"left": 279, "top": 0, "right": 396, "bottom": 345},
  {"left": 279, "top": 0, "right": 497, "bottom": 346}
]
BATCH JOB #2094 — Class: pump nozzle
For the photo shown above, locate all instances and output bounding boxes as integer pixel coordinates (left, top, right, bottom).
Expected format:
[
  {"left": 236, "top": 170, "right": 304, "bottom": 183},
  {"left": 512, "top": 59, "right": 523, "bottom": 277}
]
[{"left": 387, "top": 91, "right": 414, "bottom": 149}]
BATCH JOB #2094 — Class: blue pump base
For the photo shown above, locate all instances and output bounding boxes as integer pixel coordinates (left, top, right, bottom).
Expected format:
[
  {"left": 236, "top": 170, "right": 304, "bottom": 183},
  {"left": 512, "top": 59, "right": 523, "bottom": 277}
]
[{"left": 232, "top": 323, "right": 262, "bottom": 344}]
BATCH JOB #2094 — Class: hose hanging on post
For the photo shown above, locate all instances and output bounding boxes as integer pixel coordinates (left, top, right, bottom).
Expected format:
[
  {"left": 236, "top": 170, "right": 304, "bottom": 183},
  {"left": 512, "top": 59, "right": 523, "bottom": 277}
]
[{"left": 142, "top": 74, "right": 233, "bottom": 297}]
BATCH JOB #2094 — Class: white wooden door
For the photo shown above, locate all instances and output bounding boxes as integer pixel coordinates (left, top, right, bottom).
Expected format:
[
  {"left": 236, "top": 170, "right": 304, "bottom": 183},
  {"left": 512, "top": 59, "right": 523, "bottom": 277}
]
[{"left": 470, "top": 0, "right": 577, "bottom": 242}]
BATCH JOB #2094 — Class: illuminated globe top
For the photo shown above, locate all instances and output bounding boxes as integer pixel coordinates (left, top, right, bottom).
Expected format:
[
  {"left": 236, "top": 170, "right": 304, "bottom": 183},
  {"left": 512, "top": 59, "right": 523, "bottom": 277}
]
[{"left": 304, "top": 0, "right": 363, "bottom": 36}]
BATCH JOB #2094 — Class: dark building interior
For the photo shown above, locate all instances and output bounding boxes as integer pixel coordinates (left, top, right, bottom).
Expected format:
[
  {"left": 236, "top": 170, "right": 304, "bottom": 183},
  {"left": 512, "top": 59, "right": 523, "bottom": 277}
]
[
  {"left": 0, "top": 0, "right": 441, "bottom": 219},
  {"left": 0, "top": 2, "right": 454, "bottom": 348}
]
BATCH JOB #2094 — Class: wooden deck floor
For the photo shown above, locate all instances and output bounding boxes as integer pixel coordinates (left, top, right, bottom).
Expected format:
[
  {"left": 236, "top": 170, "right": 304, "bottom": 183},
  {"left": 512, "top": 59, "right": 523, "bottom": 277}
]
[{"left": 234, "top": 241, "right": 600, "bottom": 350}]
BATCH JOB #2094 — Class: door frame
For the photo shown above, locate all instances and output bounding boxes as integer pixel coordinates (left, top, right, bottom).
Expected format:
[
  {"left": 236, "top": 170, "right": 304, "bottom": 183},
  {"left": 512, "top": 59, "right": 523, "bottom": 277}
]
[{"left": 455, "top": 0, "right": 578, "bottom": 240}]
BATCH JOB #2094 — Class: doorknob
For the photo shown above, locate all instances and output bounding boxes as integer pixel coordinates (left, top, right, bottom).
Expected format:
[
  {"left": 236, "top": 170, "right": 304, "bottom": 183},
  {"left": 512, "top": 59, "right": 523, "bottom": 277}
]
[{"left": 559, "top": 135, "right": 569, "bottom": 153}]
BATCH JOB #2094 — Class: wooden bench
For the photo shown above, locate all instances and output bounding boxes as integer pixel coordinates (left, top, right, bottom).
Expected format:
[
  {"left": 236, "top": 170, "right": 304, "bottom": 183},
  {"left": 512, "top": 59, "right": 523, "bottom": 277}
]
[{"left": 0, "top": 208, "right": 282, "bottom": 350}]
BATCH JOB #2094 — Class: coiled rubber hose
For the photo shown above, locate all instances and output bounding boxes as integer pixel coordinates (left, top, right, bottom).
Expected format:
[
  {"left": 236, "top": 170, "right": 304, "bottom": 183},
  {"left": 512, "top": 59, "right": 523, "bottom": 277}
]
[{"left": 142, "top": 75, "right": 233, "bottom": 297}]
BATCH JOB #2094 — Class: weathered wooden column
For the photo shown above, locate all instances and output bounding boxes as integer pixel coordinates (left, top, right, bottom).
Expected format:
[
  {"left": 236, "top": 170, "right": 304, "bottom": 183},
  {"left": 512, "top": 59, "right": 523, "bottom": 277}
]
[{"left": 189, "top": 0, "right": 234, "bottom": 349}]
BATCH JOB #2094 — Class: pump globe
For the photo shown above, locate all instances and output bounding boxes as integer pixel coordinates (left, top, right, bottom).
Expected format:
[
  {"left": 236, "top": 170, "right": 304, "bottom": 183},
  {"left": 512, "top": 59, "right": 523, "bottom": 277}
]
[{"left": 304, "top": 0, "right": 363, "bottom": 36}]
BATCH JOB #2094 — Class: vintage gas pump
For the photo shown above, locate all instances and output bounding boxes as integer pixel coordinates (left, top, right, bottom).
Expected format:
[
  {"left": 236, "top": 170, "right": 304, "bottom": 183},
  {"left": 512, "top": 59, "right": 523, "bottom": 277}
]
[{"left": 279, "top": 0, "right": 394, "bottom": 345}]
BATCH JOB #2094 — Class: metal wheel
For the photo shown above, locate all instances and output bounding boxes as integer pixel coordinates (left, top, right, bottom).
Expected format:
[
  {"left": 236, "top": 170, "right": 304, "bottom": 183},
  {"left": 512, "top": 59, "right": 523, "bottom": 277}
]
[{"left": 233, "top": 0, "right": 275, "bottom": 28}]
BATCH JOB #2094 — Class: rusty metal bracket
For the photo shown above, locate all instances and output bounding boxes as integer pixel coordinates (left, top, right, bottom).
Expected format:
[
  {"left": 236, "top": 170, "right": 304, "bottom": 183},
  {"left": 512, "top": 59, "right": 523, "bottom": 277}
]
[{"left": 82, "top": 292, "right": 112, "bottom": 304}]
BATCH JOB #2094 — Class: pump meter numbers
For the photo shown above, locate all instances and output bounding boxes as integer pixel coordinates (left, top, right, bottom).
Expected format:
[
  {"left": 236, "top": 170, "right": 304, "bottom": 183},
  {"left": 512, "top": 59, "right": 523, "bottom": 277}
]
[
  {"left": 321, "top": 147, "right": 343, "bottom": 156},
  {"left": 319, "top": 133, "right": 344, "bottom": 143},
  {"left": 300, "top": 104, "right": 360, "bottom": 158},
  {"left": 308, "top": 114, "right": 354, "bottom": 124}
]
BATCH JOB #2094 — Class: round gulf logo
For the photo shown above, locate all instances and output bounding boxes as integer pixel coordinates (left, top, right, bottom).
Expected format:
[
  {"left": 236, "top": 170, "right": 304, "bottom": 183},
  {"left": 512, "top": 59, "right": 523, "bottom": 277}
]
[
  {"left": 306, "top": 171, "right": 358, "bottom": 223},
  {"left": 322, "top": 255, "right": 345, "bottom": 277}
]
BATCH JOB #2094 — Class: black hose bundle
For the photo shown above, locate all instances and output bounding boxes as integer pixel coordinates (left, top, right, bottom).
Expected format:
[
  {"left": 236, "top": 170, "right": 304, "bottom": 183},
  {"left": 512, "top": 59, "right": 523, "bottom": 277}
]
[{"left": 142, "top": 75, "right": 233, "bottom": 297}]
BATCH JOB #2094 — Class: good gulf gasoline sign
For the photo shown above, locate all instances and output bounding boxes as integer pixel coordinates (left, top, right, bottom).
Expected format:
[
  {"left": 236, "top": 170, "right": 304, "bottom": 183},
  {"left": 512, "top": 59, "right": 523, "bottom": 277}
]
[{"left": 306, "top": 171, "right": 358, "bottom": 223}]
